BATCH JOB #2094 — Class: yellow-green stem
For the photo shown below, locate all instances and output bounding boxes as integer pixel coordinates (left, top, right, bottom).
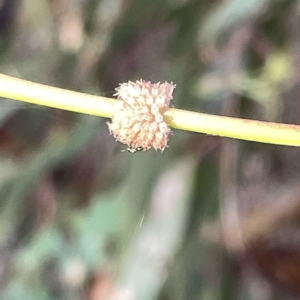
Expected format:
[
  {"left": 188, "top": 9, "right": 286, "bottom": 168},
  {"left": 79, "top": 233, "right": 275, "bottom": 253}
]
[
  {"left": 0, "top": 73, "right": 300, "bottom": 146},
  {"left": 165, "top": 109, "right": 300, "bottom": 146},
  {"left": 0, "top": 74, "right": 115, "bottom": 118}
]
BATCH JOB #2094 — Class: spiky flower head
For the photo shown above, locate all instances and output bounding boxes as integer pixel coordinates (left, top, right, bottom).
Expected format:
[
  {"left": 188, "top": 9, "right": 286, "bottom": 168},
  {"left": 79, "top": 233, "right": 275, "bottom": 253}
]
[{"left": 107, "top": 80, "right": 175, "bottom": 152}]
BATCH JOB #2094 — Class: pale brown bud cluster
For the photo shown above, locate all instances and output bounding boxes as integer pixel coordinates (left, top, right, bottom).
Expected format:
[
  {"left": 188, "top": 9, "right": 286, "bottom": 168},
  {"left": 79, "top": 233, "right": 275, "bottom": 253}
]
[{"left": 107, "top": 80, "right": 175, "bottom": 152}]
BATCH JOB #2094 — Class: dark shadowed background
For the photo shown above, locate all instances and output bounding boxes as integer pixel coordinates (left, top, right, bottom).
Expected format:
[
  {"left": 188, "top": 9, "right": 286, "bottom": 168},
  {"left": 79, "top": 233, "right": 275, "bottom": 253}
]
[{"left": 0, "top": 0, "right": 300, "bottom": 299}]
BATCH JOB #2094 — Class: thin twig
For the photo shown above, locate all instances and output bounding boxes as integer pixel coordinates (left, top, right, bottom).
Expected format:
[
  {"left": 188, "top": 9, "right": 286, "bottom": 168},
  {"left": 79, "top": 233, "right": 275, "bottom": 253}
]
[{"left": 1, "top": 73, "right": 300, "bottom": 146}]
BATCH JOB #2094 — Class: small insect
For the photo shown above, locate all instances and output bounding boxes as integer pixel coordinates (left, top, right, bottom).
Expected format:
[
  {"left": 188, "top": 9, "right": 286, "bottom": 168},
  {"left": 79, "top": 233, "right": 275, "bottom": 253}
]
[{"left": 122, "top": 146, "right": 144, "bottom": 153}]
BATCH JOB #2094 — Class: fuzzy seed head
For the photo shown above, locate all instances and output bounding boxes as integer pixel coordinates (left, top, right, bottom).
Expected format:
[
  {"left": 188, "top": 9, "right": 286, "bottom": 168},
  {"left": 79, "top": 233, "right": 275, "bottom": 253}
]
[{"left": 107, "top": 80, "right": 175, "bottom": 152}]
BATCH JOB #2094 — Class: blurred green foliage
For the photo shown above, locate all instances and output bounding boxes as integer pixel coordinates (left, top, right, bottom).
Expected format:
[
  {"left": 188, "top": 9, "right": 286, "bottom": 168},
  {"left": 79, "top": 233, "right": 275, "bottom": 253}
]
[{"left": 0, "top": 0, "right": 300, "bottom": 299}]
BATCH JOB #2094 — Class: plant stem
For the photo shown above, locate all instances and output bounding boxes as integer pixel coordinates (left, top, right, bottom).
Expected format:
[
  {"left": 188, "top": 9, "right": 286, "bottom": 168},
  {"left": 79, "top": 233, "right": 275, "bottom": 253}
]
[
  {"left": 165, "top": 109, "right": 300, "bottom": 146},
  {"left": 0, "top": 73, "right": 300, "bottom": 146},
  {"left": 0, "top": 73, "right": 115, "bottom": 118}
]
